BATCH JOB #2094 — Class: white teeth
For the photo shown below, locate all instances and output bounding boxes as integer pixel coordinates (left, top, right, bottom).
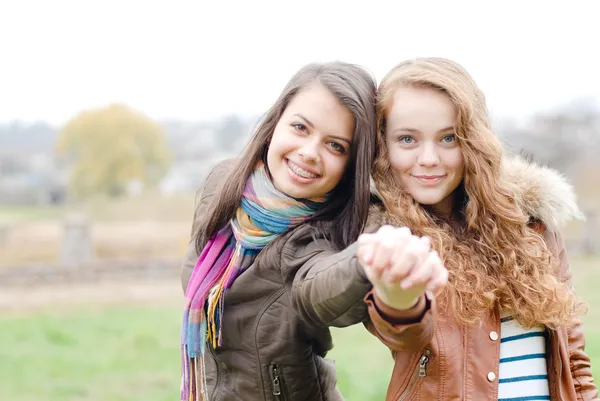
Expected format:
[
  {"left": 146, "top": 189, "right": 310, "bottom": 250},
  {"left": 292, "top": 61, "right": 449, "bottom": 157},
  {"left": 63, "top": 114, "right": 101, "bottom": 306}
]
[{"left": 288, "top": 162, "right": 318, "bottom": 179}]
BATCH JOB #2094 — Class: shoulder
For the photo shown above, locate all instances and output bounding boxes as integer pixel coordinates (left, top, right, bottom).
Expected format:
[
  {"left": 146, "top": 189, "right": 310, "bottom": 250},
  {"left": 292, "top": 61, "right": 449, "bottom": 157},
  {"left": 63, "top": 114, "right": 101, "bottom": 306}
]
[
  {"left": 503, "top": 155, "right": 584, "bottom": 232},
  {"left": 277, "top": 222, "right": 342, "bottom": 269},
  {"left": 281, "top": 223, "right": 332, "bottom": 254}
]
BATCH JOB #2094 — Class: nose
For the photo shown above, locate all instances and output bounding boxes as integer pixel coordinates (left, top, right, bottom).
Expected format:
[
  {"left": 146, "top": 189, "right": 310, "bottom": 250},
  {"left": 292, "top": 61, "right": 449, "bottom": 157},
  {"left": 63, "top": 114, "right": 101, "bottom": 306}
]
[
  {"left": 297, "top": 137, "right": 320, "bottom": 163},
  {"left": 417, "top": 142, "right": 440, "bottom": 167}
]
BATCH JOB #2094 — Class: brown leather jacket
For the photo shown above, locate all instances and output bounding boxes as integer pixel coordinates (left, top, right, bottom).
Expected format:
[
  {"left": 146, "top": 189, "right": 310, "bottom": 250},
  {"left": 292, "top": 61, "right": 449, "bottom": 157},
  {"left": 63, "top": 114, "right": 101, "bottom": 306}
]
[
  {"left": 181, "top": 160, "right": 372, "bottom": 401},
  {"left": 364, "top": 158, "right": 598, "bottom": 401}
]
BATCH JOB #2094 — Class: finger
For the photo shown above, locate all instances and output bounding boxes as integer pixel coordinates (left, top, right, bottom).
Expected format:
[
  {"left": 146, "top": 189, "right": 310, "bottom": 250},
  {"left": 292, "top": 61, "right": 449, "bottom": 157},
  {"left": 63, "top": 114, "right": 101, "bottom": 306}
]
[
  {"left": 369, "top": 225, "right": 404, "bottom": 273},
  {"left": 367, "top": 243, "right": 391, "bottom": 278},
  {"left": 377, "top": 225, "right": 397, "bottom": 236},
  {"left": 401, "top": 250, "right": 436, "bottom": 290},
  {"left": 361, "top": 261, "right": 381, "bottom": 283},
  {"left": 426, "top": 259, "right": 449, "bottom": 292},
  {"left": 419, "top": 236, "right": 431, "bottom": 251},
  {"left": 387, "top": 235, "right": 423, "bottom": 282},
  {"left": 390, "top": 226, "right": 412, "bottom": 251},
  {"left": 423, "top": 252, "right": 447, "bottom": 290},
  {"left": 386, "top": 235, "right": 421, "bottom": 282},
  {"left": 374, "top": 225, "right": 411, "bottom": 244},
  {"left": 426, "top": 273, "right": 447, "bottom": 293},
  {"left": 415, "top": 236, "right": 432, "bottom": 266},
  {"left": 358, "top": 243, "right": 384, "bottom": 282},
  {"left": 373, "top": 227, "right": 415, "bottom": 283},
  {"left": 357, "top": 242, "right": 377, "bottom": 266},
  {"left": 394, "top": 226, "right": 412, "bottom": 238},
  {"left": 387, "top": 228, "right": 412, "bottom": 263}
]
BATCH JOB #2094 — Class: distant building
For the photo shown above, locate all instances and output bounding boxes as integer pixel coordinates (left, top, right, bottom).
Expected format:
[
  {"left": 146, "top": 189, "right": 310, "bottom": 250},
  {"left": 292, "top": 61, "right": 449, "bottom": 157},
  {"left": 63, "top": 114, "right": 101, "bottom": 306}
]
[{"left": 0, "top": 154, "right": 67, "bottom": 206}]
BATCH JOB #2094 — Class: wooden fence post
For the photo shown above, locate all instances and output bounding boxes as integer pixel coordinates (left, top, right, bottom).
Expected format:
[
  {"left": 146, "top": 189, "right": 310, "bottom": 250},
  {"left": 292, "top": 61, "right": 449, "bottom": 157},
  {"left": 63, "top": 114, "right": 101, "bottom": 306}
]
[{"left": 61, "top": 214, "right": 94, "bottom": 265}]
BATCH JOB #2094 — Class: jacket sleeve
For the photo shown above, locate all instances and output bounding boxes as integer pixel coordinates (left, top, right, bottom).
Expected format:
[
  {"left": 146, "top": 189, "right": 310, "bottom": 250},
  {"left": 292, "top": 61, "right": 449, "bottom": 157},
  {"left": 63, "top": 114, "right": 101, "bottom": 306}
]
[
  {"left": 180, "top": 159, "right": 234, "bottom": 293},
  {"left": 363, "top": 289, "right": 436, "bottom": 353},
  {"left": 283, "top": 230, "right": 373, "bottom": 328},
  {"left": 546, "top": 230, "right": 599, "bottom": 400}
]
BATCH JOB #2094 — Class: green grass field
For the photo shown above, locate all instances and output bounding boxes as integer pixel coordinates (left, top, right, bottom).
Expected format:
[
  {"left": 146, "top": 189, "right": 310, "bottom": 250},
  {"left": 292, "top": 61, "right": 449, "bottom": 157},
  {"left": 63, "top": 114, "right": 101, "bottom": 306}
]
[
  {"left": 0, "top": 256, "right": 597, "bottom": 401},
  {"left": 0, "top": 301, "right": 394, "bottom": 401}
]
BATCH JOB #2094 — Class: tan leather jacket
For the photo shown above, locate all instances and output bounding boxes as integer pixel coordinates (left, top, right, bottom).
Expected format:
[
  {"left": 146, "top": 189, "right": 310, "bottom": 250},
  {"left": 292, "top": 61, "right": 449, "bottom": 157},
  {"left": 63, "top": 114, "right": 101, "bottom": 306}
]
[{"left": 364, "top": 158, "right": 598, "bottom": 401}]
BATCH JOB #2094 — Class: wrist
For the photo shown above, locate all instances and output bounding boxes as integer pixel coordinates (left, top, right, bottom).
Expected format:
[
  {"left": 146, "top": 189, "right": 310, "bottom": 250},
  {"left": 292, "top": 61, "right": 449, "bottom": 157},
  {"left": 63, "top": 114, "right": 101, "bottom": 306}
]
[{"left": 374, "top": 286, "right": 421, "bottom": 310}]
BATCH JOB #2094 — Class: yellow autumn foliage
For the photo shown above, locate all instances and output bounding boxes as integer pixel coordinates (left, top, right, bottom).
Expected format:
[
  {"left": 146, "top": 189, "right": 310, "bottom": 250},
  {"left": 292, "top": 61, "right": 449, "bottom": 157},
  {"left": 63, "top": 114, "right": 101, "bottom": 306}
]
[{"left": 56, "top": 104, "right": 171, "bottom": 198}]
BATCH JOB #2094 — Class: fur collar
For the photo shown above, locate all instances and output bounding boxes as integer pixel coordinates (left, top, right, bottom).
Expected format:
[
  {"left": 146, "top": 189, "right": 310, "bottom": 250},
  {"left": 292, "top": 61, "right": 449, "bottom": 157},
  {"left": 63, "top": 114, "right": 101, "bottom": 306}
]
[{"left": 502, "top": 156, "right": 584, "bottom": 231}]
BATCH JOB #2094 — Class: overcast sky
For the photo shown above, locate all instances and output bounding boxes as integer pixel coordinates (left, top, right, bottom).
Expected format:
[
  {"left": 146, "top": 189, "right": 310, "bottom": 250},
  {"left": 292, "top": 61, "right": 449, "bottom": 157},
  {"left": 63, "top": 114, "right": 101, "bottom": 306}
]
[{"left": 1, "top": 0, "right": 599, "bottom": 125}]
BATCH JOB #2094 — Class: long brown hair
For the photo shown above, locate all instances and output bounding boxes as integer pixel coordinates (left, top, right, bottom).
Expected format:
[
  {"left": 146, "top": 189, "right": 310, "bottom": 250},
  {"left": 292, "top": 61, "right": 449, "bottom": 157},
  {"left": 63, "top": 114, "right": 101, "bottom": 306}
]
[
  {"left": 194, "top": 62, "right": 377, "bottom": 253},
  {"left": 375, "top": 58, "right": 585, "bottom": 328}
]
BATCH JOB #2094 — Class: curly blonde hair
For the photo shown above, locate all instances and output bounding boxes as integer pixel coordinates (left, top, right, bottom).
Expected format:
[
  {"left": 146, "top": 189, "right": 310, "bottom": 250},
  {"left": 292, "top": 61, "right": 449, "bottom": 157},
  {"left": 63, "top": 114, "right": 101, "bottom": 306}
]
[{"left": 374, "top": 57, "right": 585, "bottom": 328}]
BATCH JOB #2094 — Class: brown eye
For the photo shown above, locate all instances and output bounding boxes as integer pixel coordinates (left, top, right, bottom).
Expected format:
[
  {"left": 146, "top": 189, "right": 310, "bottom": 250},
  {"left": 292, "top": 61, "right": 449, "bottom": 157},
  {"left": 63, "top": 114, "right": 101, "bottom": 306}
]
[
  {"left": 329, "top": 141, "right": 345, "bottom": 154},
  {"left": 292, "top": 123, "right": 307, "bottom": 132}
]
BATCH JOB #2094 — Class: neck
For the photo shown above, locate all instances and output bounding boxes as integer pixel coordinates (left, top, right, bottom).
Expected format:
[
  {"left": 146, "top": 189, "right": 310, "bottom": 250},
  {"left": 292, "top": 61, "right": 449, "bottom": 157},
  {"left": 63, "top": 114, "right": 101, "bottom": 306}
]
[
  {"left": 427, "top": 190, "right": 467, "bottom": 232},
  {"left": 431, "top": 195, "right": 454, "bottom": 218}
]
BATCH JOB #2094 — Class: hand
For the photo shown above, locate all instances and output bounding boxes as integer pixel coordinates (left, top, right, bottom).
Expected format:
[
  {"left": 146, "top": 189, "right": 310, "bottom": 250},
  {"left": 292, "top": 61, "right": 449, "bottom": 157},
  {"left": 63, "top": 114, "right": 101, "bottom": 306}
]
[{"left": 357, "top": 225, "right": 448, "bottom": 310}]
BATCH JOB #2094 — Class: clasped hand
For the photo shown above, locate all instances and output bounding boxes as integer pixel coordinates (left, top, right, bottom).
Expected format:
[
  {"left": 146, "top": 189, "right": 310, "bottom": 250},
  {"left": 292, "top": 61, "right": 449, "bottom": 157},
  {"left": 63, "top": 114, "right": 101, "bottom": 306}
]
[{"left": 357, "top": 225, "right": 449, "bottom": 310}]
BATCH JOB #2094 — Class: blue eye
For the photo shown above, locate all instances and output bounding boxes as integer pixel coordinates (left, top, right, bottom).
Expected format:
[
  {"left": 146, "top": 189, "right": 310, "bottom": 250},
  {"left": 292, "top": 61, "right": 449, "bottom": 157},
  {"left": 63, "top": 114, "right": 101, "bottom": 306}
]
[
  {"left": 399, "top": 136, "right": 415, "bottom": 144},
  {"left": 442, "top": 134, "right": 456, "bottom": 143}
]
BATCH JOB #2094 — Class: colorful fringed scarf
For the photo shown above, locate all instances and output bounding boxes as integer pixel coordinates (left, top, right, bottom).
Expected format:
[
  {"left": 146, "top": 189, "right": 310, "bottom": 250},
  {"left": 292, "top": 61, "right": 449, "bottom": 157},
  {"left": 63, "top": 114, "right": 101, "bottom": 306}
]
[{"left": 181, "top": 162, "right": 326, "bottom": 401}]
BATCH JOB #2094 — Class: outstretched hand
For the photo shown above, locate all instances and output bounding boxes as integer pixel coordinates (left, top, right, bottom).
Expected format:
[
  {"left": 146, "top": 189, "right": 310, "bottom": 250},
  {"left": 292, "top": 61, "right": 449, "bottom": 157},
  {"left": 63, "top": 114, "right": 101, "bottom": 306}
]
[{"left": 357, "top": 225, "right": 448, "bottom": 310}]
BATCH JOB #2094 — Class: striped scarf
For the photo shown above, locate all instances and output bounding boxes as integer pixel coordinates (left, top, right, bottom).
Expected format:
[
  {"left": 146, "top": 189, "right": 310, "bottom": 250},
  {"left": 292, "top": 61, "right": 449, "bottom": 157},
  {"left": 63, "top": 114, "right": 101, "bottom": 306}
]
[{"left": 180, "top": 162, "right": 326, "bottom": 401}]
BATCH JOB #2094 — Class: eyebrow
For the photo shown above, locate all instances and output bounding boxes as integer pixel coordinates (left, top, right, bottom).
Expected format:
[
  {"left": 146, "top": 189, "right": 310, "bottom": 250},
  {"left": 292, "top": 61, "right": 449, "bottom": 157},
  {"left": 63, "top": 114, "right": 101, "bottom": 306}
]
[
  {"left": 391, "top": 126, "right": 455, "bottom": 135},
  {"left": 392, "top": 127, "right": 419, "bottom": 134},
  {"left": 438, "top": 126, "right": 455, "bottom": 133},
  {"left": 293, "top": 113, "right": 315, "bottom": 129},
  {"left": 293, "top": 113, "right": 352, "bottom": 146}
]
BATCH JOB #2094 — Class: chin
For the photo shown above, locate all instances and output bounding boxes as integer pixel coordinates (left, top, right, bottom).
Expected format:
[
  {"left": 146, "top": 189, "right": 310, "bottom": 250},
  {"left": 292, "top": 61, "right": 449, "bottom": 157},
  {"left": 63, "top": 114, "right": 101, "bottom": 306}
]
[
  {"left": 277, "top": 183, "right": 299, "bottom": 198},
  {"left": 279, "top": 183, "right": 311, "bottom": 199},
  {"left": 286, "top": 189, "right": 308, "bottom": 199},
  {"left": 411, "top": 194, "right": 444, "bottom": 206}
]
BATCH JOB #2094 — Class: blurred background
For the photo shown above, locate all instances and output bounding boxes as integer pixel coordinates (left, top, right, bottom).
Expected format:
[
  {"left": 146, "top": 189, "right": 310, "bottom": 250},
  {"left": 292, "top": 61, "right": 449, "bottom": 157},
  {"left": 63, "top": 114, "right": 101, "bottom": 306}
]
[{"left": 0, "top": 1, "right": 598, "bottom": 400}]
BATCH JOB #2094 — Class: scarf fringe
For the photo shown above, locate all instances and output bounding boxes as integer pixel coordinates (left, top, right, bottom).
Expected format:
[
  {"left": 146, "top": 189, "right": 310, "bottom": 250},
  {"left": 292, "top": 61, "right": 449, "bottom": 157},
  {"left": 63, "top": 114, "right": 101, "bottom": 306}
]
[{"left": 206, "top": 242, "right": 241, "bottom": 348}]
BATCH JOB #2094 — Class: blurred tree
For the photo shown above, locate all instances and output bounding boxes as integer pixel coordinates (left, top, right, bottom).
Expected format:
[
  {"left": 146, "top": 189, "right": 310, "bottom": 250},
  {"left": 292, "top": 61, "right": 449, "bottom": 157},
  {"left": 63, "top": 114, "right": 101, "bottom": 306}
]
[{"left": 56, "top": 104, "right": 171, "bottom": 198}]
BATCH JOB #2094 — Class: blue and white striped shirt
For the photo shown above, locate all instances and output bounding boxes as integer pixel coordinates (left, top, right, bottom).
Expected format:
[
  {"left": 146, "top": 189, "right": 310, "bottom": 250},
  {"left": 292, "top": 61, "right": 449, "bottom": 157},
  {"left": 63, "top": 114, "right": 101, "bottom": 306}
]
[{"left": 498, "top": 313, "right": 550, "bottom": 401}]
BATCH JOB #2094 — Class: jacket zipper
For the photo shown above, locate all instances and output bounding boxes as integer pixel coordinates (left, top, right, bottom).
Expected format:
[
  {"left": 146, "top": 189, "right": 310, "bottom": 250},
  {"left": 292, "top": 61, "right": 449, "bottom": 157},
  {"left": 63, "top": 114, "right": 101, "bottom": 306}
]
[
  {"left": 254, "top": 287, "right": 286, "bottom": 399},
  {"left": 269, "top": 363, "right": 286, "bottom": 400},
  {"left": 397, "top": 349, "right": 431, "bottom": 401}
]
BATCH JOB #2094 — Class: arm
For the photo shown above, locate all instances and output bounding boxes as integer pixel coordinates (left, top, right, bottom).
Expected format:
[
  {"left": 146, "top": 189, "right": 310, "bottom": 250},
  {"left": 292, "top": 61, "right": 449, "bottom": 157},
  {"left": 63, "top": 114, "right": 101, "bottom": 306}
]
[
  {"left": 284, "top": 229, "right": 373, "bottom": 328},
  {"left": 546, "top": 230, "right": 598, "bottom": 399},
  {"left": 358, "top": 226, "right": 445, "bottom": 353},
  {"left": 568, "top": 322, "right": 598, "bottom": 400},
  {"left": 181, "top": 159, "right": 234, "bottom": 293}
]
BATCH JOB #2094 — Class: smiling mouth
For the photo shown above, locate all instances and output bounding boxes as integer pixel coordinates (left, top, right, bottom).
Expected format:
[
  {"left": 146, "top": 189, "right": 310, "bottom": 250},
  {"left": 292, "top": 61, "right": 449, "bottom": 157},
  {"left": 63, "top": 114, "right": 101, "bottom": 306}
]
[
  {"left": 412, "top": 175, "right": 446, "bottom": 184},
  {"left": 287, "top": 160, "right": 320, "bottom": 179}
]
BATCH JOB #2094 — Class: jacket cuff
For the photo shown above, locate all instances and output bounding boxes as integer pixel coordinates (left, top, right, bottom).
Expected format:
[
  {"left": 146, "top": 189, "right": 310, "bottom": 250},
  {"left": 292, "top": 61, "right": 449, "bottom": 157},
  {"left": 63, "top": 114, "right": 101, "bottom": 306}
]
[{"left": 367, "top": 292, "right": 430, "bottom": 325}]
